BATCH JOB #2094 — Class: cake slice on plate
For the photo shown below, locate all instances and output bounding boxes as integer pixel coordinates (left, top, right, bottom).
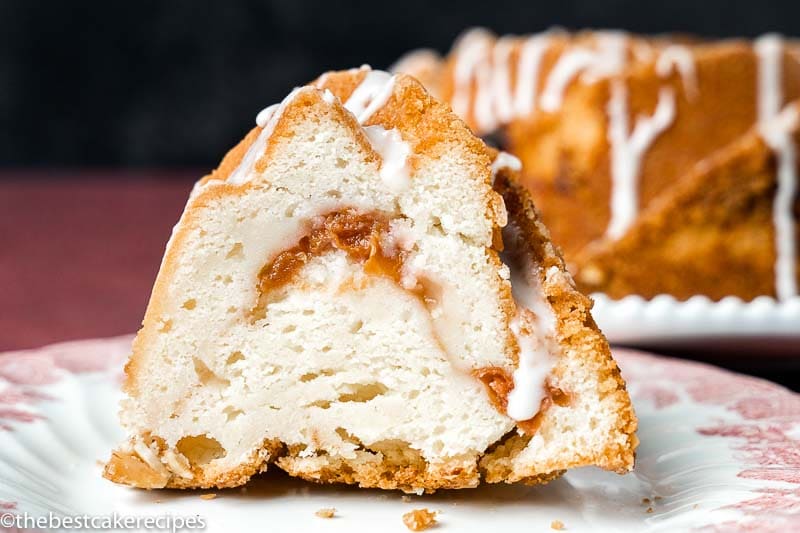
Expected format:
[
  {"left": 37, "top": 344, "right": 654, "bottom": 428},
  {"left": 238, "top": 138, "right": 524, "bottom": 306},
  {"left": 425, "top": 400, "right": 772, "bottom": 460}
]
[{"left": 103, "top": 67, "right": 636, "bottom": 492}]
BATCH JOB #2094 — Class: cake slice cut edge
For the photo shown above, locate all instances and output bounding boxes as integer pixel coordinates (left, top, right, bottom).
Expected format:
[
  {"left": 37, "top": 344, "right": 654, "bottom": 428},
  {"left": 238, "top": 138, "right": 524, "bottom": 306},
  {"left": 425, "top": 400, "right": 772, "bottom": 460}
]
[{"left": 103, "top": 67, "right": 637, "bottom": 493}]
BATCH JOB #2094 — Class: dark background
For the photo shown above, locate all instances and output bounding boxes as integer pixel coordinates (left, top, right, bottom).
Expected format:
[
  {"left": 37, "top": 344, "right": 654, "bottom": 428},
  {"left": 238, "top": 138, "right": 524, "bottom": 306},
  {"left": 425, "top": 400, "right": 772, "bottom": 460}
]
[{"left": 3, "top": 0, "right": 800, "bottom": 169}]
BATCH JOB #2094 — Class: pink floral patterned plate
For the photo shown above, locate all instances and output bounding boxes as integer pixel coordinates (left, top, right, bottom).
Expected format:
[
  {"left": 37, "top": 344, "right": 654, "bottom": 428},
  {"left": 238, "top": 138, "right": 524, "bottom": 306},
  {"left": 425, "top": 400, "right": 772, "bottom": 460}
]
[{"left": 0, "top": 336, "right": 798, "bottom": 532}]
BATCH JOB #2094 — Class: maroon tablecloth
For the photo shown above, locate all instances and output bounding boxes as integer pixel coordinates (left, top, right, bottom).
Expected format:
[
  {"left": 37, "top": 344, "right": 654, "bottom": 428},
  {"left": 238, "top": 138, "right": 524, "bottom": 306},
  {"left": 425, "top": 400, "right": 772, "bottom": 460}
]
[{"left": 0, "top": 172, "right": 197, "bottom": 350}]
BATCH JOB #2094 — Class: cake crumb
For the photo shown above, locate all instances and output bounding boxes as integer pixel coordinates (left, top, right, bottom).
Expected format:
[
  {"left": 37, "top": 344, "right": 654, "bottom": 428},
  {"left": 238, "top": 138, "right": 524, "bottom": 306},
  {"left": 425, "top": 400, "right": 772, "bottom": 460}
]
[
  {"left": 315, "top": 508, "right": 336, "bottom": 519},
  {"left": 642, "top": 497, "right": 651, "bottom": 504},
  {"left": 403, "top": 508, "right": 437, "bottom": 531},
  {"left": 551, "top": 519, "right": 565, "bottom": 530},
  {"left": 654, "top": 496, "right": 662, "bottom": 501},
  {"left": 401, "top": 495, "right": 412, "bottom": 503},
  {"left": 200, "top": 493, "right": 217, "bottom": 500},
  {"left": 646, "top": 507, "right": 654, "bottom": 514}
]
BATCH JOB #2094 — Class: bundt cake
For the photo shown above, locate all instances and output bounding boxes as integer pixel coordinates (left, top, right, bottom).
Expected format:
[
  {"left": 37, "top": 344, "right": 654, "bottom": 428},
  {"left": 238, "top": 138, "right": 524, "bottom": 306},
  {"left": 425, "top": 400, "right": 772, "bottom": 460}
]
[
  {"left": 104, "top": 67, "right": 636, "bottom": 492},
  {"left": 393, "top": 29, "right": 800, "bottom": 301}
]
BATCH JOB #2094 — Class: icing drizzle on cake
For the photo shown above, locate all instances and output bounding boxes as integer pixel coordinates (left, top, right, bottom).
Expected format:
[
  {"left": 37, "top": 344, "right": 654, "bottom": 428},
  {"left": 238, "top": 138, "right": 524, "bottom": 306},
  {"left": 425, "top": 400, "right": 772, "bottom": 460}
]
[
  {"left": 488, "top": 37, "right": 516, "bottom": 125},
  {"left": 447, "top": 29, "right": 678, "bottom": 241},
  {"left": 343, "top": 69, "right": 412, "bottom": 193},
  {"left": 363, "top": 125, "right": 411, "bottom": 193},
  {"left": 491, "top": 151, "right": 522, "bottom": 181},
  {"left": 229, "top": 68, "right": 411, "bottom": 195},
  {"left": 540, "top": 32, "right": 626, "bottom": 112},
  {"left": 501, "top": 224, "right": 558, "bottom": 422},
  {"left": 451, "top": 29, "right": 632, "bottom": 131},
  {"left": 656, "top": 45, "right": 698, "bottom": 99},
  {"left": 756, "top": 34, "right": 799, "bottom": 300},
  {"left": 229, "top": 87, "right": 304, "bottom": 185},
  {"left": 451, "top": 28, "right": 495, "bottom": 127},
  {"left": 344, "top": 69, "right": 397, "bottom": 124},
  {"left": 513, "top": 34, "right": 551, "bottom": 116},
  {"left": 606, "top": 83, "right": 677, "bottom": 239}
]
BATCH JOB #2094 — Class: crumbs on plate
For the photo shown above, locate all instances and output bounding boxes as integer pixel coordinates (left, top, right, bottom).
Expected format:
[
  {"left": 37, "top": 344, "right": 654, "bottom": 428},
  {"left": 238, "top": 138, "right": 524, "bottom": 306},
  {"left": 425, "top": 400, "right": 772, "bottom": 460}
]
[
  {"left": 551, "top": 519, "right": 565, "bottom": 530},
  {"left": 315, "top": 508, "right": 336, "bottom": 519},
  {"left": 403, "top": 508, "right": 437, "bottom": 531}
]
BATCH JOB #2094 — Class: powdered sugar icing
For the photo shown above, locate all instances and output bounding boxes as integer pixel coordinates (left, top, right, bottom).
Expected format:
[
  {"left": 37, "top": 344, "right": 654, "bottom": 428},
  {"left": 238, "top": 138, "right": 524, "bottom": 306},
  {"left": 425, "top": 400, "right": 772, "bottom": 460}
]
[
  {"left": 756, "top": 34, "right": 798, "bottom": 300},
  {"left": 491, "top": 151, "right": 522, "bottom": 183},
  {"left": 342, "top": 68, "right": 412, "bottom": 193},
  {"left": 344, "top": 69, "right": 397, "bottom": 124},
  {"left": 229, "top": 87, "right": 304, "bottom": 185},
  {"left": 363, "top": 125, "right": 411, "bottom": 193},
  {"left": 606, "top": 82, "right": 676, "bottom": 239},
  {"left": 501, "top": 225, "right": 558, "bottom": 421},
  {"left": 451, "top": 29, "right": 629, "bottom": 133},
  {"left": 655, "top": 45, "right": 698, "bottom": 99}
]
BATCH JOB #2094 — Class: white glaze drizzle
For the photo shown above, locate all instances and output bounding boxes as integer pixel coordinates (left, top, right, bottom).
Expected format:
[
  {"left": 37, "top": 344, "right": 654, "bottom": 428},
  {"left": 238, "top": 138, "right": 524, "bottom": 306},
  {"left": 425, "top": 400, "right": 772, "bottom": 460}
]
[
  {"left": 363, "top": 125, "right": 411, "bottom": 193},
  {"left": 490, "top": 37, "right": 516, "bottom": 124},
  {"left": 473, "top": 53, "right": 499, "bottom": 133},
  {"left": 756, "top": 34, "right": 798, "bottom": 300},
  {"left": 344, "top": 68, "right": 412, "bottom": 193},
  {"left": 513, "top": 34, "right": 551, "bottom": 117},
  {"left": 539, "top": 47, "right": 597, "bottom": 112},
  {"left": 606, "top": 82, "right": 676, "bottom": 239},
  {"left": 540, "top": 32, "right": 627, "bottom": 112},
  {"left": 455, "top": 29, "right": 499, "bottom": 133},
  {"left": 756, "top": 36, "right": 782, "bottom": 123},
  {"left": 452, "top": 28, "right": 494, "bottom": 122},
  {"left": 632, "top": 42, "right": 656, "bottom": 63},
  {"left": 581, "top": 32, "right": 629, "bottom": 82},
  {"left": 655, "top": 45, "right": 698, "bottom": 99},
  {"left": 229, "top": 87, "right": 304, "bottom": 185},
  {"left": 450, "top": 29, "right": 631, "bottom": 131},
  {"left": 501, "top": 225, "right": 557, "bottom": 421},
  {"left": 344, "top": 69, "right": 397, "bottom": 124},
  {"left": 230, "top": 67, "right": 397, "bottom": 187},
  {"left": 491, "top": 151, "right": 522, "bottom": 183},
  {"left": 506, "top": 316, "right": 553, "bottom": 421},
  {"left": 255, "top": 103, "right": 279, "bottom": 128},
  {"left": 322, "top": 88, "right": 336, "bottom": 104}
]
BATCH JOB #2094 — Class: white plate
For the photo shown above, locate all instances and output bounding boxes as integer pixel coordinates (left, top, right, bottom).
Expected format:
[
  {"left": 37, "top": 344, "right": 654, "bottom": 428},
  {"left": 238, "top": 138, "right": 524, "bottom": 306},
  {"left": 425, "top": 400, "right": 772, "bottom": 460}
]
[
  {"left": 591, "top": 293, "right": 800, "bottom": 346},
  {"left": 1, "top": 336, "right": 799, "bottom": 532}
]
